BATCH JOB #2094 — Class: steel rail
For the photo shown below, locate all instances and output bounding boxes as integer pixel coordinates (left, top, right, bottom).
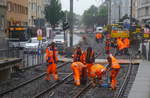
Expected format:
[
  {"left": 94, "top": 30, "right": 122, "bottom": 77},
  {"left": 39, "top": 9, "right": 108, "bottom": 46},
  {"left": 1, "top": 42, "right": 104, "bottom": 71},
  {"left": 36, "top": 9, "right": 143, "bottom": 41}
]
[
  {"left": 114, "top": 52, "right": 135, "bottom": 98},
  {"left": 32, "top": 72, "right": 73, "bottom": 98},
  {"left": 73, "top": 64, "right": 109, "bottom": 98},
  {"left": 0, "top": 62, "right": 70, "bottom": 96}
]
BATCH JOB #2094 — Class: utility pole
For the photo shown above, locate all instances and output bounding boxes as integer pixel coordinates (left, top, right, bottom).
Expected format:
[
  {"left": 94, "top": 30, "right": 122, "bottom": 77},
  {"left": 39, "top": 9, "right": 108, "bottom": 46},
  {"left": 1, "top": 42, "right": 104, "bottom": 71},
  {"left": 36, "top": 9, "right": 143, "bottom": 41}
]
[
  {"left": 70, "top": 0, "right": 73, "bottom": 47},
  {"left": 130, "top": 0, "right": 133, "bottom": 25},
  {"left": 119, "top": 5, "right": 121, "bottom": 21},
  {"left": 107, "top": 0, "right": 111, "bottom": 24}
]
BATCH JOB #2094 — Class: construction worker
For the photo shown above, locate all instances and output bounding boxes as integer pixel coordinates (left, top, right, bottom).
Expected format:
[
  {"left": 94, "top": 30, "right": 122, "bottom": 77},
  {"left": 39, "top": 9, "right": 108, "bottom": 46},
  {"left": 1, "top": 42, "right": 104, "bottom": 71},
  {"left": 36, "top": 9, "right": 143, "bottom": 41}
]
[
  {"left": 116, "top": 37, "right": 125, "bottom": 55},
  {"left": 95, "top": 33, "right": 102, "bottom": 43},
  {"left": 45, "top": 42, "right": 59, "bottom": 81},
  {"left": 82, "top": 47, "right": 95, "bottom": 77},
  {"left": 107, "top": 54, "right": 121, "bottom": 90},
  {"left": 123, "top": 38, "right": 130, "bottom": 55},
  {"left": 90, "top": 64, "right": 106, "bottom": 86},
  {"left": 71, "top": 62, "right": 87, "bottom": 86},
  {"left": 105, "top": 38, "right": 111, "bottom": 54},
  {"left": 72, "top": 47, "right": 83, "bottom": 62}
]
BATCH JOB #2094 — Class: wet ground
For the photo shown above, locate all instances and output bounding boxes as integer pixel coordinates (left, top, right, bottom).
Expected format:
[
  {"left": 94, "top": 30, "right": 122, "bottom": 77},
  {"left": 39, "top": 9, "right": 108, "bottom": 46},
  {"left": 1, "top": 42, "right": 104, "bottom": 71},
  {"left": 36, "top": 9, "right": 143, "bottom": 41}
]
[{"left": 0, "top": 33, "right": 139, "bottom": 98}]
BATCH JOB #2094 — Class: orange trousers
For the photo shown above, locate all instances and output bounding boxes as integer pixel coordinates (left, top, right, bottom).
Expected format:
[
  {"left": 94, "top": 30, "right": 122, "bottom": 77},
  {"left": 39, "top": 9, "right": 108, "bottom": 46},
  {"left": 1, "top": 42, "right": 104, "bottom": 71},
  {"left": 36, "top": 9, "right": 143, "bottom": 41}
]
[
  {"left": 110, "top": 69, "right": 120, "bottom": 90},
  {"left": 86, "top": 63, "right": 93, "bottom": 77},
  {"left": 45, "top": 63, "right": 59, "bottom": 80},
  {"left": 72, "top": 67, "right": 81, "bottom": 86}
]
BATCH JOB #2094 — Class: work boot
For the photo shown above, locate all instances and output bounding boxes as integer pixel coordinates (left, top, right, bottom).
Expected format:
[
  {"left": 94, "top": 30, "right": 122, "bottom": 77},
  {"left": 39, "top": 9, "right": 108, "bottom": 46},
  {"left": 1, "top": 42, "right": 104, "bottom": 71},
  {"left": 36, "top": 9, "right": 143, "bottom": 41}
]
[
  {"left": 54, "top": 74, "right": 59, "bottom": 80},
  {"left": 45, "top": 77, "right": 50, "bottom": 81}
]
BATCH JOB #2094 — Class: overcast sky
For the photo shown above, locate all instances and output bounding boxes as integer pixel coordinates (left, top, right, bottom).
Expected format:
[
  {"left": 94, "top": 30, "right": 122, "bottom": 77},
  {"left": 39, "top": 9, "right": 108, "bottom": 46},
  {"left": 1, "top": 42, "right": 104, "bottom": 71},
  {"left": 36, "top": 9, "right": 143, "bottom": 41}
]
[{"left": 60, "top": 0, "right": 102, "bottom": 15}]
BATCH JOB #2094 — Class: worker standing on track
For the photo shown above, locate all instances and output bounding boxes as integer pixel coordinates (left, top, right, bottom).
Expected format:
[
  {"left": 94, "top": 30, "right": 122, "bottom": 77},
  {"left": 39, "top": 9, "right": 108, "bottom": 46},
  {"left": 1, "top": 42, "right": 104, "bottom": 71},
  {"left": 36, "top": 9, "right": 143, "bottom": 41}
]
[
  {"left": 95, "top": 33, "right": 102, "bottom": 43},
  {"left": 71, "top": 62, "right": 87, "bottom": 86},
  {"left": 90, "top": 64, "right": 106, "bottom": 87},
  {"left": 82, "top": 47, "right": 95, "bottom": 77},
  {"left": 105, "top": 38, "right": 111, "bottom": 54},
  {"left": 72, "top": 46, "right": 83, "bottom": 62},
  {"left": 116, "top": 37, "right": 125, "bottom": 55},
  {"left": 107, "top": 54, "right": 121, "bottom": 90},
  {"left": 123, "top": 38, "right": 130, "bottom": 55},
  {"left": 45, "top": 42, "right": 59, "bottom": 81}
]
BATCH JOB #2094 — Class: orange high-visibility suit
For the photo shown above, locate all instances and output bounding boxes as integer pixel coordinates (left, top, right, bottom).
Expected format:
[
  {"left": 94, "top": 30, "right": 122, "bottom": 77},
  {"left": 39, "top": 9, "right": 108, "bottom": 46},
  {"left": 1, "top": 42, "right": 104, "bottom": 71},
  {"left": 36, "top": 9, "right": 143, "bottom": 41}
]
[
  {"left": 123, "top": 38, "right": 130, "bottom": 48},
  {"left": 71, "top": 62, "right": 87, "bottom": 86},
  {"left": 72, "top": 47, "right": 83, "bottom": 62},
  {"left": 105, "top": 39, "right": 111, "bottom": 54},
  {"left": 108, "top": 55, "right": 121, "bottom": 90},
  {"left": 90, "top": 64, "right": 106, "bottom": 84},
  {"left": 117, "top": 38, "right": 125, "bottom": 51},
  {"left": 45, "top": 46, "right": 59, "bottom": 80},
  {"left": 95, "top": 33, "right": 102, "bottom": 39},
  {"left": 82, "top": 48, "right": 95, "bottom": 77}
]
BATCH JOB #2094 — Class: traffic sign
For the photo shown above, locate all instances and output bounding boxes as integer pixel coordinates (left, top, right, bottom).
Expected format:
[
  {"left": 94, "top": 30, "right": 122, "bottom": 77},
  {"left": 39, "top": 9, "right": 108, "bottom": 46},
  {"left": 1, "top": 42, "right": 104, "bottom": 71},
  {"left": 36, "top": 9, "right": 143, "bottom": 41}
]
[{"left": 37, "top": 29, "right": 43, "bottom": 40}]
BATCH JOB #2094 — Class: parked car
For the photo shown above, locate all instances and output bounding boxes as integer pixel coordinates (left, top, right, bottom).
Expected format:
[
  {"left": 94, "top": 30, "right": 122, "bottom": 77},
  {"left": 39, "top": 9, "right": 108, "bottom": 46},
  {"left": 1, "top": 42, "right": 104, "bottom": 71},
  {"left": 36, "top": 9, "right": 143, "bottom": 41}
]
[
  {"left": 53, "top": 34, "right": 67, "bottom": 54},
  {"left": 24, "top": 37, "right": 49, "bottom": 53}
]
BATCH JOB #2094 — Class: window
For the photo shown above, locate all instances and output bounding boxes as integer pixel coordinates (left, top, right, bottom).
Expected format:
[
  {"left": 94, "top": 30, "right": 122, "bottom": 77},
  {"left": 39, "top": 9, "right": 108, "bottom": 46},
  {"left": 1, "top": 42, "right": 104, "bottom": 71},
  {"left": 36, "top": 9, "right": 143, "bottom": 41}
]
[
  {"left": 145, "top": 7, "right": 149, "bottom": 16},
  {"left": 8, "top": 2, "right": 11, "bottom": 12}
]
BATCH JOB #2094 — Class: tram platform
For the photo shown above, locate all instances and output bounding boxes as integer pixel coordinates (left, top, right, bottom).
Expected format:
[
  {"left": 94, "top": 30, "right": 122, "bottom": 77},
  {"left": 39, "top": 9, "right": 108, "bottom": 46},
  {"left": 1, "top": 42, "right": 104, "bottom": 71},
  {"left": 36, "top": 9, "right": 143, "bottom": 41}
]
[{"left": 128, "top": 61, "right": 150, "bottom": 98}]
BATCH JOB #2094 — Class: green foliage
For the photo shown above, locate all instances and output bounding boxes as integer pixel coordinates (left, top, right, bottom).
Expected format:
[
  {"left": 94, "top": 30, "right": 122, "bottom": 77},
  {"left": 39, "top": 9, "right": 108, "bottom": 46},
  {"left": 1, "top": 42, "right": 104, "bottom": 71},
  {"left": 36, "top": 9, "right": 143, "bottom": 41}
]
[
  {"left": 82, "top": 4, "right": 108, "bottom": 28},
  {"left": 45, "top": 0, "right": 64, "bottom": 28}
]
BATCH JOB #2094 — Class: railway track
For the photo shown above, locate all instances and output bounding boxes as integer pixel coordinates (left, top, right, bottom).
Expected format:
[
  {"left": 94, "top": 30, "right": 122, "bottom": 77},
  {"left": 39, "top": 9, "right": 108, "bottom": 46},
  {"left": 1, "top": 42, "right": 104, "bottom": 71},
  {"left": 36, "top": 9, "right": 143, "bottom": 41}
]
[
  {"left": 114, "top": 54, "right": 137, "bottom": 98},
  {"left": 0, "top": 62, "right": 70, "bottom": 97}
]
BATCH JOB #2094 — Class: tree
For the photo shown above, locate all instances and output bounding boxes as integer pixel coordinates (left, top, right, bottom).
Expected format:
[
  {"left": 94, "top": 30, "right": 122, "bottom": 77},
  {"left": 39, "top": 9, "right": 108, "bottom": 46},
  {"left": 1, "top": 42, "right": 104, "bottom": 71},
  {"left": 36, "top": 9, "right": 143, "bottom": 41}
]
[
  {"left": 82, "top": 4, "right": 108, "bottom": 28},
  {"left": 82, "top": 5, "right": 98, "bottom": 28},
  {"left": 45, "top": 0, "right": 64, "bottom": 28}
]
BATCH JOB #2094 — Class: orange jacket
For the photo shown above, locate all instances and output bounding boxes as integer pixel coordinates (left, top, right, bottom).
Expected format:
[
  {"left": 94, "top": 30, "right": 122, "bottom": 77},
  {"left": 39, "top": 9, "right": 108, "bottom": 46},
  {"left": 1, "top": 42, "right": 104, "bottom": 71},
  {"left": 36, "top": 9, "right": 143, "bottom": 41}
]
[
  {"left": 95, "top": 33, "right": 102, "bottom": 39},
  {"left": 123, "top": 38, "right": 130, "bottom": 48},
  {"left": 90, "top": 64, "right": 106, "bottom": 78},
  {"left": 82, "top": 51, "right": 95, "bottom": 64},
  {"left": 46, "top": 47, "right": 58, "bottom": 63},
  {"left": 71, "top": 62, "right": 86, "bottom": 71},
  {"left": 117, "top": 38, "right": 125, "bottom": 50},
  {"left": 110, "top": 56, "right": 120, "bottom": 69},
  {"left": 73, "top": 49, "right": 83, "bottom": 62}
]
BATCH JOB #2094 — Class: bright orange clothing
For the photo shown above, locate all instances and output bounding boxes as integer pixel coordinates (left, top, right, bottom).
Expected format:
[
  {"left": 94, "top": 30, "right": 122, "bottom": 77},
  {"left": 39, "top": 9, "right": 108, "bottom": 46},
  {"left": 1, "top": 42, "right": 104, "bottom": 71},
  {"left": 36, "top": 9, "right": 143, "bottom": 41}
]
[
  {"left": 117, "top": 38, "right": 125, "bottom": 50},
  {"left": 72, "top": 49, "right": 83, "bottom": 62},
  {"left": 123, "top": 38, "right": 130, "bottom": 48},
  {"left": 45, "top": 47, "right": 59, "bottom": 80},
  {"left": 95, "top": 33, "right": 102, "bottom": 39},
  {"left": 71, "top": 62, "right": 87, "bottom": 86},
  {"left": 82, "top": 50, "right": 95, "bottom": 76},
  {"left": 110, "top": 69, "right": 120, "bottom": 90},
  {"left": 109, "top": 55, "right": 121, "bottom": 90},
  {"left": 90, "top": 64, "right": 106, "bottom": 79},
  {"left": 111, "top": 56, "right": 120, "bottom": 69}
]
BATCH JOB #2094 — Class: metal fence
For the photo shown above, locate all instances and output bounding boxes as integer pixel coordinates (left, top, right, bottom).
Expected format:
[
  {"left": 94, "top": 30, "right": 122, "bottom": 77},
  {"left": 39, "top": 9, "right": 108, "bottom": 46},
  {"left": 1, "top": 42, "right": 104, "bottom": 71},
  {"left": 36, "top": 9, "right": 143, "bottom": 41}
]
[{"left": 0, "top": 47, "right": 46, "bottom": 69}]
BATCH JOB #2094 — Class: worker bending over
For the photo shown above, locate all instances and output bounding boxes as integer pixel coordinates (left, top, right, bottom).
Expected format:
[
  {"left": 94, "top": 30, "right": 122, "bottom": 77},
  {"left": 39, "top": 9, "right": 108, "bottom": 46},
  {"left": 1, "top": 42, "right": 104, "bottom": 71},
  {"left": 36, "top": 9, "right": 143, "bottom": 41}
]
[
  {"left": 45, "top": 42, "right": 59, "bottom": 81},
  {"left": 107, "top": 54, "right": 121, "bottom": 90},
  {"left": 90, "top": 64, "right": 106, "bottom": 87},
  {"left": 72, "top": 46, "right": 83, "bottom": 62},
  {"left": 71, "top": 62, "right": 87, "bottom": 86},
  {"left": 82, "top": 47, "right": 95, "bottom": 77}
]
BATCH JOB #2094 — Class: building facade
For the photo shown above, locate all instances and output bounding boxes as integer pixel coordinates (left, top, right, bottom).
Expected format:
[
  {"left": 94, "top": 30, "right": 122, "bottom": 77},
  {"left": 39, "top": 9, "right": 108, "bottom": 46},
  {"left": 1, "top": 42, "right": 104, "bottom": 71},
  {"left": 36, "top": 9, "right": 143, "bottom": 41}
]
[
  {"left": 137, "top": 0, "right": 150, "bottom": 23},
  {"left": 7, "top": 0, "right": 28, "bottom": 26},
  {"left": 0, "top": 0, "right": 7, "bottom": 49},
  {"left": 132, "top": 0, "right": 139, "bottom": 19},
  {"left": 28, "top": 0, "right": 45, "bottom": 27},
  {"left": 111, "top": 0, "right": 130, "bottom": 23}
]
